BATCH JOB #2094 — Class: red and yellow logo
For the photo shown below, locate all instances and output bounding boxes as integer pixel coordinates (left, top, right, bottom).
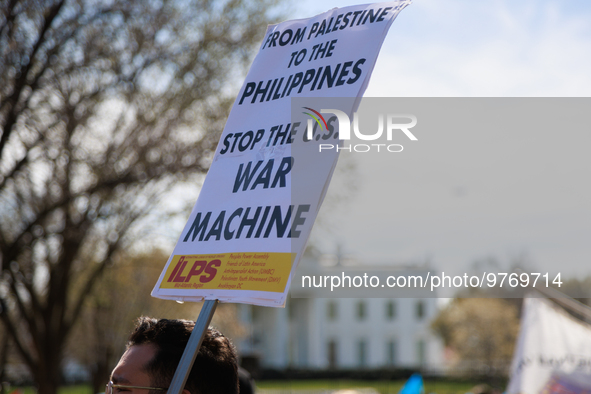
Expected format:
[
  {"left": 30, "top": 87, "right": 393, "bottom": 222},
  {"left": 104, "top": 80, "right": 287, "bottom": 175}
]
[{"left": 159, "top": 252, "right": 293, "bottom": 292}]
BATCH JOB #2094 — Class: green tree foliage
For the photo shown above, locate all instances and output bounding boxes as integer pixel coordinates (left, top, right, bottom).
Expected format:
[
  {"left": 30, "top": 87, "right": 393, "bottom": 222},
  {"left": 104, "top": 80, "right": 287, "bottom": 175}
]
[
  {"left": 431, "top": 298, "right": 520, "bottom": 379},
  {"left": 0, "top": 1, "right": 280, "bottom": 393}
]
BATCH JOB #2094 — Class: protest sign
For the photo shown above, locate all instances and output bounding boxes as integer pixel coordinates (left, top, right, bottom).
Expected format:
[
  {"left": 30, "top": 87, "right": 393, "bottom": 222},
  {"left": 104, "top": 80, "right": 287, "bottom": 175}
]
[
  {"left": 507, "top": 297, "right": 591, "bottom": 394},
  {"left": 151, "top": 1, "right": 412, "bottom": 307}
]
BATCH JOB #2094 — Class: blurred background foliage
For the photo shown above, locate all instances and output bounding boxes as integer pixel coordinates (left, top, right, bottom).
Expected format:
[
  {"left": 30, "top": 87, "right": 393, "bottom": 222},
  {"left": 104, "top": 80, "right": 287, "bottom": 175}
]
[
  {"left": 431, "top": 298, "right": 520, "bottom": 381},
  {"left": 66, "top": 249, "right": 246, "bottom": 393},
  {"left": 0, "top": 0, "right": 283, "bottom": 393}
]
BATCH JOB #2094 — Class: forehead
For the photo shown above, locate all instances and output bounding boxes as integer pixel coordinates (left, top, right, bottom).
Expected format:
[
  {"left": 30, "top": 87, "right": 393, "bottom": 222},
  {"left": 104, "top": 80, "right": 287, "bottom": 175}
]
[{"left": 111, "top": 343, "right": 157, "bottom": 385}]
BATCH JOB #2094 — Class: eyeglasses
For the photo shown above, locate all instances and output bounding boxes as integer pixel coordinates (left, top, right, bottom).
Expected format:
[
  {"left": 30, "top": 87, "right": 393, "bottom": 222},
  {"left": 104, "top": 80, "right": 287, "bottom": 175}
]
[{"left": 106, "top": 381, "right": 167, "bottom": 393}]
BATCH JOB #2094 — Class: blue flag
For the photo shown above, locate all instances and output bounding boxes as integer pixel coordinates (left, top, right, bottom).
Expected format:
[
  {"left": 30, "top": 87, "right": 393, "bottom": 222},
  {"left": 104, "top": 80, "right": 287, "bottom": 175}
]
[{"left": 400, "top": 373, "right": 424, "bottom": 394}]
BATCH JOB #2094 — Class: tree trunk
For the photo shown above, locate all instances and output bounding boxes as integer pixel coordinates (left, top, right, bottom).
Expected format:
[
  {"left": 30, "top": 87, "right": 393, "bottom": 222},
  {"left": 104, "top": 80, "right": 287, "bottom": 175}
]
[
  {"left": 0, "top": 334, "right": 9, "bottom": 394},
  {"left": 35, "top": 374, "right": 60, "bottom": 394},
  {"left": 34, "top": 350, "right": 62, "bottom": 394},
  {"left": 91, "top": 348, "right": 112, "bottom": 394}
]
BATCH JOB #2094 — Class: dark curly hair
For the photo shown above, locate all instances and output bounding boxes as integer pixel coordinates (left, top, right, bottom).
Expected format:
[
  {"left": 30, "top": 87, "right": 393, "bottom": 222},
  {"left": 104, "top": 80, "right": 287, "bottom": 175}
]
[{"left": 127, "top": 316, "right": 238, "bottom": 394}]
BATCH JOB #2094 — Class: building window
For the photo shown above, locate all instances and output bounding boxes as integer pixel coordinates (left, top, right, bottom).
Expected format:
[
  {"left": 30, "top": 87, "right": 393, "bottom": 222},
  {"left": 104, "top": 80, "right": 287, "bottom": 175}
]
[
  {"left": 327, "top": 301, "right": 337, "bottom": 320},
  {"left": 251, "top": 305, "right": 261, "bottom": 323},
  {"left": 416, "top": 300, "right": 425, "bottom": 320},
  {"left": 252, "top": 333, "right": 262, "bottom": 345},
  {"left": 386, "top": 300, "right": 396, "bottom": 320},
  {"left": 358, "top": 339, "right": 368, "bottom": 367},
  {"left": 287, "top": 299, "right": 295, "bottom": 321},
  {"left": 387, "top": 340, "right": 397, "bottom": 366},
  {"left": 416, "top": 340, "right": 426, "bottom": 366},
  {"left": 356, "top": 301, "right": 366, "bottom": 320},
  {"left": 327, "top": 340, "right": 338, "bottom": 369}
]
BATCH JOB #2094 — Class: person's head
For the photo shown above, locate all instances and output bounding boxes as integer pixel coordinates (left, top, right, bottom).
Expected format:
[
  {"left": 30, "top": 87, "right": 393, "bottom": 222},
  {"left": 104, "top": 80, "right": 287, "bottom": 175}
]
[{"left": 109, "top": 316, "right": 238, "bottom": 394}]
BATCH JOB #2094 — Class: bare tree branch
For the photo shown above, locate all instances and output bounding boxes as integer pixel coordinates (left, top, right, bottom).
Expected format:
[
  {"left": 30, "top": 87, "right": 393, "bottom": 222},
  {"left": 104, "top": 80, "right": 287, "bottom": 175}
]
[
  {"left": 0, "top": 1, "right": 65, "bottom": 160},
  {"left": 0, "top": 0, "right": 283, "bottom": 392}
]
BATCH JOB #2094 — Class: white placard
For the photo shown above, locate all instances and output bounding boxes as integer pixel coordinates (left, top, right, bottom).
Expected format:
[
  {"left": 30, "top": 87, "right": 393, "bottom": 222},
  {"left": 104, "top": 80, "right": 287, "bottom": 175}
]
[{"left": 152, "top": 1, "right": 412, "bottom": 307}]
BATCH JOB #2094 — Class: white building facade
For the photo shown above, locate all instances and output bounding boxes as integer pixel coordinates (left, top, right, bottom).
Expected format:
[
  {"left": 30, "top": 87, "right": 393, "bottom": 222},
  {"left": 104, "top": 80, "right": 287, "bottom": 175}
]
[{"left": 237, "top": 258, "right": 445, "bottom": 372}]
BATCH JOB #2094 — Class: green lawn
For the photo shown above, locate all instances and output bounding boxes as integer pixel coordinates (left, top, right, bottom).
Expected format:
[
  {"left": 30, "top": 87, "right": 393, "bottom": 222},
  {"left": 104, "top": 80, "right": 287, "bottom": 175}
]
[
  {"left": 256, "top": 379, "right": 478, "bottom": 394},
  {"left": 9, "top": 379, "right": 480, "bottom": 394},
  {"left": 6, "top": 386, "right": 93, "bottom": 394}
]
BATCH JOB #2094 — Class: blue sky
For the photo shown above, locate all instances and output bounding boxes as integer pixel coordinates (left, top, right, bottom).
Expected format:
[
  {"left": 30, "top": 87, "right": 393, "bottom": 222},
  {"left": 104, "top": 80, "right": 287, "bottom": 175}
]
[
  {"left": 290, "top": 1, "right": 591, "bottom": 280},
  {"left": 294, "top": 0, "right": 591, "bottom": 97}
]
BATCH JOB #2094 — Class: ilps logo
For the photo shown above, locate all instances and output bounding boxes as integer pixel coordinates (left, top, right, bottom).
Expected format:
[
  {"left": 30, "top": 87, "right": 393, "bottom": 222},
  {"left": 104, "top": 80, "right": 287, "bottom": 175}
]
[{"left": 303, "top": 107, "right": 417, "bottom": 153}]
